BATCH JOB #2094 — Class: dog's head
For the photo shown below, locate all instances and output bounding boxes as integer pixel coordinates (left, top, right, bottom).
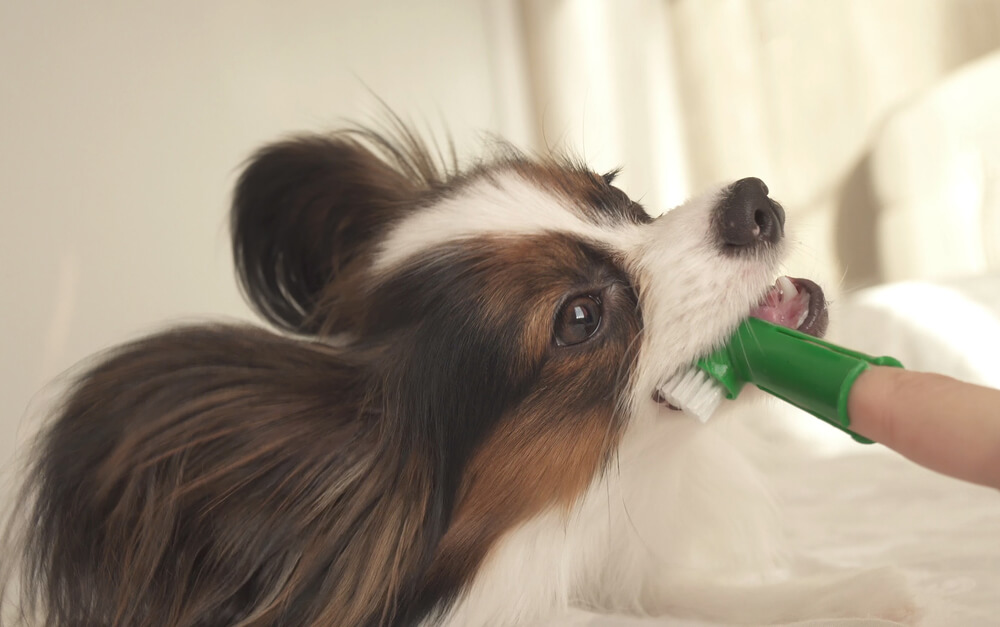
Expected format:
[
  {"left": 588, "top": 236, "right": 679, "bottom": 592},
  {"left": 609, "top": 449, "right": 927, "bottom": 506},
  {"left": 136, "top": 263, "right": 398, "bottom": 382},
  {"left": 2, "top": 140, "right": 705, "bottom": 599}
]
[
  {"left": 233, "top": 127, "right": 827, "bottom": 435},
  {"left": 230, "top": 129, "right": 828, "bottom": 617}
]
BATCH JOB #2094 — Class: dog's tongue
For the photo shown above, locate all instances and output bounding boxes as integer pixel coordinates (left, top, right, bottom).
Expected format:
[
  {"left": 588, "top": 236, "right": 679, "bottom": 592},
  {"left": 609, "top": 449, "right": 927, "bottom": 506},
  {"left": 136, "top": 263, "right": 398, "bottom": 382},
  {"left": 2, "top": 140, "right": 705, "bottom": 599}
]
[{"left": 750, "top": 276, "right": 812, "bottom": 331}]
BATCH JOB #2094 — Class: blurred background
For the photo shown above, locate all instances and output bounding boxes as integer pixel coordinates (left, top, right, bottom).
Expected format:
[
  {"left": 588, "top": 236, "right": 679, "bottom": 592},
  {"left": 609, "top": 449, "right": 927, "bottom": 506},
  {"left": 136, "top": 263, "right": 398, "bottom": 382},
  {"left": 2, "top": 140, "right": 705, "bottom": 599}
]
[{"left": 3, "top": 0, "right": 1000, "bottom": 513}]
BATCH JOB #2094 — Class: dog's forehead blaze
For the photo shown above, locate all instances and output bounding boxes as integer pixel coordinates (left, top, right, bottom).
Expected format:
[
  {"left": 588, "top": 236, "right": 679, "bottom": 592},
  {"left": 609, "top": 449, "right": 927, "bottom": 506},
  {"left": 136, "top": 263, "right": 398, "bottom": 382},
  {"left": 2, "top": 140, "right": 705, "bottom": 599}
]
[
  {"left": 501, "top": 160, "right": 650, "bottom": 226},
  {"left": 371, "top": 166, "right": 644, "bottom": 278}
]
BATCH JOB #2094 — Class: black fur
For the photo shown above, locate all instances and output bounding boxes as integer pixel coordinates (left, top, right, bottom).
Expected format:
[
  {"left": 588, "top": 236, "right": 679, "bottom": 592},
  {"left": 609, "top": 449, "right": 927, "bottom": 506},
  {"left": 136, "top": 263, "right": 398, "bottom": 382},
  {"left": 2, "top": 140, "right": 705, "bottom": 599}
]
[{"left": 232, "top": 135, "right": 416, "bottom": 334}]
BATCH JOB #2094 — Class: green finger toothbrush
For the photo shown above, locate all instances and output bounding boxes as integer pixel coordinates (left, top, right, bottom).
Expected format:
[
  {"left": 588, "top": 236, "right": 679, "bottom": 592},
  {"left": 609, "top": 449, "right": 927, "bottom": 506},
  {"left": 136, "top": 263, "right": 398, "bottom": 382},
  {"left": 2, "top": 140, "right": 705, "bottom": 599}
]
[{"left": 657, "top": 317, "right": 904, "bottom": 443}]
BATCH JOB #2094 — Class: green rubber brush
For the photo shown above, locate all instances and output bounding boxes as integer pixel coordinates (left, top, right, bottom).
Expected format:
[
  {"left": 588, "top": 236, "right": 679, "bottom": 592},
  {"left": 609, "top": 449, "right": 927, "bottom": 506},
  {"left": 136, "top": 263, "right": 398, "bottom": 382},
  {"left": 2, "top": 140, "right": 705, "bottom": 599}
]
[{"left": 657, "top": 317, "right": 904, "bottom": 443}]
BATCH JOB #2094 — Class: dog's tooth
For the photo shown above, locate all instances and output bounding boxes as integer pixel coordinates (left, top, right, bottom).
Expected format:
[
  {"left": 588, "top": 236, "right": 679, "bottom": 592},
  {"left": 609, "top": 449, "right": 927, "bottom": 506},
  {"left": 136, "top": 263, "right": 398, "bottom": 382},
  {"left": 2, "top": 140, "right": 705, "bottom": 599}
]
[
  {"left": 795, "top": 294, "right": 811, "bottom": 327},
  {"left": 777, "top": 276, "right": 796, "bottom": 302}
]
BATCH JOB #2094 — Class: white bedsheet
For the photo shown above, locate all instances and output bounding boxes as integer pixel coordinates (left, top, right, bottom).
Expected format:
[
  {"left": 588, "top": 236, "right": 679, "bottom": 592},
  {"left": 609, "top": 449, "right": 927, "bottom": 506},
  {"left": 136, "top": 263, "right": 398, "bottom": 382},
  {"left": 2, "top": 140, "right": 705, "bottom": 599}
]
[{"left": 549, "top": 448, "right": 1000, "bottom": 626}]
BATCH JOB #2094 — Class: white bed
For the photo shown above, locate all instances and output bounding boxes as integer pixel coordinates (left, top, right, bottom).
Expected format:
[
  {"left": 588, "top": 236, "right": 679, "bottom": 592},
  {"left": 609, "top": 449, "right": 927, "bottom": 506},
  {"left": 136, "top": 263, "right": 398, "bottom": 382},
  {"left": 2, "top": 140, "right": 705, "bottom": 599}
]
[{"left": 556, "top": 448, "right": 1000, "bottom": 626}]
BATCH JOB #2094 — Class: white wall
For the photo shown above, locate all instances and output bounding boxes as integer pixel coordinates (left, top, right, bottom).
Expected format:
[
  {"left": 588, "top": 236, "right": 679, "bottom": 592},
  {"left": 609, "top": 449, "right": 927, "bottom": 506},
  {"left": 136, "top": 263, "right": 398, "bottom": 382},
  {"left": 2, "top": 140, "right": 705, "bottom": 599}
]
[{"left": 0, "top": 1, "right": 511, "bottom": 508}]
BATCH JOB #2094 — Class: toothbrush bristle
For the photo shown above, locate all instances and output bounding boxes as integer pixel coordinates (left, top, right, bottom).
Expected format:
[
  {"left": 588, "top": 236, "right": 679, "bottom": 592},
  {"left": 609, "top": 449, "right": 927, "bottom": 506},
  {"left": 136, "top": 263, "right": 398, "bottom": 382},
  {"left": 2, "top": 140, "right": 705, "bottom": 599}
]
[{"left": 657, "top": 368, "right": 724, "bottom": 423}]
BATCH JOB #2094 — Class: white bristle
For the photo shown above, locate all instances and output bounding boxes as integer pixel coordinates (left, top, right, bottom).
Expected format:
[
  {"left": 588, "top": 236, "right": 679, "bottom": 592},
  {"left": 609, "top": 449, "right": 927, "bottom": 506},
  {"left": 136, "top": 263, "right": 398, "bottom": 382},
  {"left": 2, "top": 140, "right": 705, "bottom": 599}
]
[{"left": 657, "top": 368, "right": 724, "bottom": 423}]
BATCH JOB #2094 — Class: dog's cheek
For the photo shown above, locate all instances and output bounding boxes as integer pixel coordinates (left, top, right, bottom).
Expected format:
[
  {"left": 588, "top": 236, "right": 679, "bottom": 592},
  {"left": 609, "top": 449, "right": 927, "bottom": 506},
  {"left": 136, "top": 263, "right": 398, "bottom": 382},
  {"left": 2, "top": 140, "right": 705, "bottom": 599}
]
[
  {"left": 420, "top": 334, "right": 631, "bottom": 593},
  {"left": 421, "top": 400, "right": 617, "bottom": 594}
]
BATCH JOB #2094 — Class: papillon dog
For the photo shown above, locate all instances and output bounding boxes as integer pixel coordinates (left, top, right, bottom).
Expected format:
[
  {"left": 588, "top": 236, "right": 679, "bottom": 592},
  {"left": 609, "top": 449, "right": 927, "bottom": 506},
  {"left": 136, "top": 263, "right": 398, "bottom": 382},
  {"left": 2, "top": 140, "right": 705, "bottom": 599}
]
[{"left": 6, "top": 124, "right": 916, "bottom": 626}]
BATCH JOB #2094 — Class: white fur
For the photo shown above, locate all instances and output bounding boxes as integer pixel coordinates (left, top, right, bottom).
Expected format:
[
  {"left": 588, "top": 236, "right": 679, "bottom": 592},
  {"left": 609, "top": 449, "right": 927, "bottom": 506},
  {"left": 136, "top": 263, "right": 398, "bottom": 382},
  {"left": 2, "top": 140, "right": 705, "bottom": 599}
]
[
  {"left": 372, "top": 173, "right": 639, "bottom": 275},
  {"left": 389, "top": 172, "right": 917, "bottom": 625},
  {"left": 622, "top": 187, "right": 785, "bottom": 422}
]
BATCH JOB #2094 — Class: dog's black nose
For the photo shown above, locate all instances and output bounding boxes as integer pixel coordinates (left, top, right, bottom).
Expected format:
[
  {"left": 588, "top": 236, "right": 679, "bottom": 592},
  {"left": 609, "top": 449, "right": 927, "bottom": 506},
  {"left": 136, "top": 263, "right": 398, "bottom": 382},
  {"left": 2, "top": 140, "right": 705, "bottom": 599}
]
[{"left": 716, "top": 177, "right": 785, "bottom": 250}]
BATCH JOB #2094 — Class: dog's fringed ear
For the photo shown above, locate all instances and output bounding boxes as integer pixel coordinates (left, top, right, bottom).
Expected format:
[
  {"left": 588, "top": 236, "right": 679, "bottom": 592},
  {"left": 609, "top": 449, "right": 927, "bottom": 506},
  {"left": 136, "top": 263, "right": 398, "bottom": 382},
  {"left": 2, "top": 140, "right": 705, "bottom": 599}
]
[{"left": 232, "top": 135, "right": 418, "bottom": 334}]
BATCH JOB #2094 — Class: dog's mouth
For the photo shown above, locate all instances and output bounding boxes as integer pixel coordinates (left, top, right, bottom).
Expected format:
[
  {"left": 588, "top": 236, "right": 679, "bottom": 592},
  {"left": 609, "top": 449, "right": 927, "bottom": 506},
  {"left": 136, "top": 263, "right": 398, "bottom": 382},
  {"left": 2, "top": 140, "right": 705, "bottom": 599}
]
[
  {"left": 654, "top": 276, "right": 827, "bottom": 410},
  {"left": 750, "top": 275, "right": 828, "bottom": 337}
]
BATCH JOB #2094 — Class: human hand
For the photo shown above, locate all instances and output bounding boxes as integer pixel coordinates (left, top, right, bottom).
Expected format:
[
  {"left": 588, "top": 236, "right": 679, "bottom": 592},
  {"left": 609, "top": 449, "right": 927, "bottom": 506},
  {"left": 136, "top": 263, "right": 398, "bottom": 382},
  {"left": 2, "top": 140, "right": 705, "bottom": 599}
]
[{"left": 848, "top": 366, "right": 1000, "bottom": 490}]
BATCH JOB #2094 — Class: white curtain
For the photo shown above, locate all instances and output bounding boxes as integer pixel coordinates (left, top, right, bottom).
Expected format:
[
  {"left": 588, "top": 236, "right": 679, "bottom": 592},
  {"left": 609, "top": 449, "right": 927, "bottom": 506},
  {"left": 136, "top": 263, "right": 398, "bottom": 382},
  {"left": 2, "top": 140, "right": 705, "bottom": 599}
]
[{"left": 495, "top": 0, "right": 1000, "bottom": 291}]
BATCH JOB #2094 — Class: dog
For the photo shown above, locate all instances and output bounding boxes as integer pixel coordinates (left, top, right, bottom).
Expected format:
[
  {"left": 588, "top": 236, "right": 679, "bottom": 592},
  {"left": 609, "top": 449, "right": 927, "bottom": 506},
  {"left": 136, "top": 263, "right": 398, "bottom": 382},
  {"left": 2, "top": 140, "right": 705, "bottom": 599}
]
[{"left": 5, "top": 124, "right": 916, "bottom": 626}]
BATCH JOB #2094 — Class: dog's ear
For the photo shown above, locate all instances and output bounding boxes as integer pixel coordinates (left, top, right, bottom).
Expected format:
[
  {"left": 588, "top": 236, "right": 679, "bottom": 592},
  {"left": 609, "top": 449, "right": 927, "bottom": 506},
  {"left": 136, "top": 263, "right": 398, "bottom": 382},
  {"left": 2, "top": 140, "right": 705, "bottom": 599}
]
[{"left": 232, "top": 135, "right": 419, "bottom": 334}]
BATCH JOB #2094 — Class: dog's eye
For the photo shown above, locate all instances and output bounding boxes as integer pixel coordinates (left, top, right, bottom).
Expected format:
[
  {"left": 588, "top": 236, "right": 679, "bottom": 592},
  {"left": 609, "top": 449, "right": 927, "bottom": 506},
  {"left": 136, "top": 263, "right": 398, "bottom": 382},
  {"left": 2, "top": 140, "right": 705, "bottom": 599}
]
[{"left": 554, "top": 295, "right": 602, "bottom": 346}]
